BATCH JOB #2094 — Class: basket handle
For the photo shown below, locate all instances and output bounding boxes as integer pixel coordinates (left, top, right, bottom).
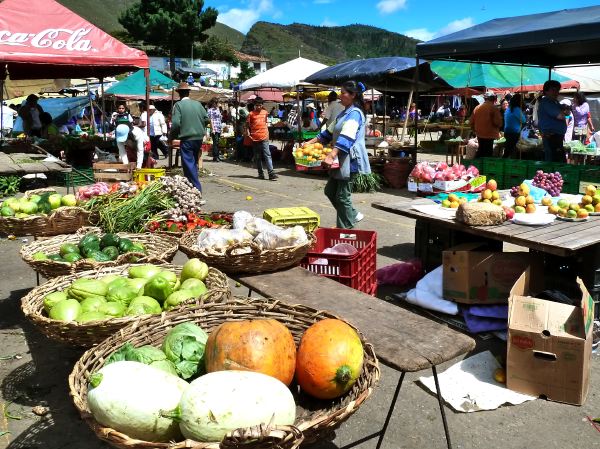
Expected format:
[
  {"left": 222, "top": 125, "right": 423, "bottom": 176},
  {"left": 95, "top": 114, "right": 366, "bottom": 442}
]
[
  {"left": 219, "top": 423, "right": 304, "bottom": 449},
  {"left": 225, "top": 241, "right": 262, "bottom": 257},
  {"left": 76, "top": 226, "right": 102, "bottom": 236}
]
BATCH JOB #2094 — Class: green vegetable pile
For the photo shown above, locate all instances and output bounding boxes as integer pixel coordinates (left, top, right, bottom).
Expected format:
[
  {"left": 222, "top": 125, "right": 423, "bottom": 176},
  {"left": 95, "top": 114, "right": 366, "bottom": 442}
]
[
  {"left": 0, "top": 175, "right": 20, "bottom": 196},
  {"left": 43, "top": 259, "right": 210, "bottom": 323},
  {"left": 84, "top": 181, "right": 175, "bottom": 233},
  {"left": 32, "top": 232, "right": 146, "bottom": 264},
  {"left": 350, "top": 173, "right": 384, "bottom": 193}
]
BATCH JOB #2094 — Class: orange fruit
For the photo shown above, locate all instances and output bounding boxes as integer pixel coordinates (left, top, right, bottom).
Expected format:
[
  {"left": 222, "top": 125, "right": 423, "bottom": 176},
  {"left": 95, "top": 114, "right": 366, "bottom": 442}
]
[{"left": 494, "top": 368, "right": 506, "bottom": 384}]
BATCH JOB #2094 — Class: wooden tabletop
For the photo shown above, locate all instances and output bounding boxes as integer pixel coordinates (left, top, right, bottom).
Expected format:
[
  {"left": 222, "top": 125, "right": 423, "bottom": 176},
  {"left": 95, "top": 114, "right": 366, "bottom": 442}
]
[
  {"left": 372, "top": 200, "right": 600, "bottom": 257},
  {"left": 233, "top": 267, "right": 476, "bottom": 373}
]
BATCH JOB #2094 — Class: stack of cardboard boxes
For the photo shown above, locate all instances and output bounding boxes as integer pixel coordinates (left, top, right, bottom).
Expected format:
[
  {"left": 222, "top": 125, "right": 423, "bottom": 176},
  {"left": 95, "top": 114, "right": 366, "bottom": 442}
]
[{"left": 443, "top": 243, "right": 594, "bottom": 405}]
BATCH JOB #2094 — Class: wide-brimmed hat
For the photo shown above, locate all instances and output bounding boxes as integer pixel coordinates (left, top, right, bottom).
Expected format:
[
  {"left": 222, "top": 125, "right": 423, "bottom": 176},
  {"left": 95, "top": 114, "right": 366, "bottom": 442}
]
[
  {"left": 176, "top": 82, "right": 191, "bottom": 91},
  {"left": 306, "top": 102, "right": 316, "bottom": 109}
]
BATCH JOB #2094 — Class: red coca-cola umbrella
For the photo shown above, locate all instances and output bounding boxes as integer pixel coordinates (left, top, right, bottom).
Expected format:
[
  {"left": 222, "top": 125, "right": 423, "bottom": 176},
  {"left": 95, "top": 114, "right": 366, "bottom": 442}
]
[{"left": 0, "top": 0, "right": 148, "bottom": 79}]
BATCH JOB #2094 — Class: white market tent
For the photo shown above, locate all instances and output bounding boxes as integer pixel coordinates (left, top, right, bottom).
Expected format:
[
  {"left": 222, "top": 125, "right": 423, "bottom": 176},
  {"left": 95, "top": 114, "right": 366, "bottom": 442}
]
[
  {"left": 239, "top": 57, "right": 328, "bottom": 91},
  {"left": 555, "top": 66, "right": 600, "bottom": 92}
]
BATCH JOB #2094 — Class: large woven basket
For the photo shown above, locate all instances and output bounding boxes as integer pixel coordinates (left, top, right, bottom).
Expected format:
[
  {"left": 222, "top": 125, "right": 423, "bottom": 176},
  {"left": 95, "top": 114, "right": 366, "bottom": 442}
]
[
  {"left": 20, "top": 227, "right": 179, "bottom": 279},
  {"left": 21, "top": 263, "right": 230, "bottom": 347},
  {"left": 69, "top": 296, "right": 379, "bottom": 449},
  {"left": 179, "top": 229, "right": 314, "bottom": 274},
  {"left": 0, "top": 188, "right": 91, "bottom": 237}
]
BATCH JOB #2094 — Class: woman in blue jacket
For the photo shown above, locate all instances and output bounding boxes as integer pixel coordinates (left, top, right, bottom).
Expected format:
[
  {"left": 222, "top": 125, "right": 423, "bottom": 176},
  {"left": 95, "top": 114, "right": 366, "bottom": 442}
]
[
  {"left": 503, "top": 94, "right": 526, "bottom": 158},
  {"left": 303, "top": 81, "right": 371, "bottom": 228}
]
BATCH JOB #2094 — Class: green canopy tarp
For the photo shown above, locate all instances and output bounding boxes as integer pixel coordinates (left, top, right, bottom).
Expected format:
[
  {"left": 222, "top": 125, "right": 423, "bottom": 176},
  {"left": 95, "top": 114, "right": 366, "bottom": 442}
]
[
  {"left": 430, "top": 61, "right": 573, "bottom": 89},
  {"left": 105, "top": 68, "right": 176, "bottom": 99}
]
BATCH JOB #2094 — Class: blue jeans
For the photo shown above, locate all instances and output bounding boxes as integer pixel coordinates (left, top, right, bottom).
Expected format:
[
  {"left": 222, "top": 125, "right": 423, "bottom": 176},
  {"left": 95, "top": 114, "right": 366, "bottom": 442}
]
[
  {"left": 253, "top": 140, "right": 274, "bottom": 177},
  {"left": 180, "top": 139, "right": 202, "bottom": 191}
]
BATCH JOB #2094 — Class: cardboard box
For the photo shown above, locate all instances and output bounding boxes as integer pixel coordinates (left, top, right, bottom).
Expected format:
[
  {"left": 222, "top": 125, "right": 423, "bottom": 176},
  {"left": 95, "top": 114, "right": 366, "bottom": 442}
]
[
  {"left": 507, "top": 269, "right": 594, "bottom": 405},
  {"left": 443, "top": 243, "right": 532, "bottom": 304},
  {"left": 433, "top": 175, "right": 487, "bottom": 193}
]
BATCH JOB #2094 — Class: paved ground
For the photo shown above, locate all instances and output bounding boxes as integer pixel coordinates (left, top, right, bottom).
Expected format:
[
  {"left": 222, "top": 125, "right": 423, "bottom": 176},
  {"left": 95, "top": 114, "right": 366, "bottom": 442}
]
[{"left": 0, "top": 155, "right": 598, "bottom": 449}]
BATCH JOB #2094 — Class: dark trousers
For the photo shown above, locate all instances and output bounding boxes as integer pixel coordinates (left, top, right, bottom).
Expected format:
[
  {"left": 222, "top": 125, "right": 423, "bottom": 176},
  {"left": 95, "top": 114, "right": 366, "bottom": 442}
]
[
  {"left": 324, "top": 177, "right": 357, "bottom": 229},
  {"left": 476, "top": 138, "right": 494, "bottom": 157},
  {"left": 543, "top": 134, "right": 565, "bottom": 162},
  {"left": 180, "top": 139, "right": 202, "bottom": 192},
  {"left": 149, "top": 135, "right": 168, "bottom": 159},
  {"left": 211, "top": 132, "right": 221, "bottom": 160},
  {"left": 503, "top": 132, "right": 520, "bottom": 158}
]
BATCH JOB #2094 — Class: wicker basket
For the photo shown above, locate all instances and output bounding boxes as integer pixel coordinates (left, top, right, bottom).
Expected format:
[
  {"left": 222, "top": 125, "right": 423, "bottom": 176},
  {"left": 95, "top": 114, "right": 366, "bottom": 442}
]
[
  {"left": 179, "top": 229, "right": 314, "bottom": 274},
  {"left": 21, "top": 263, "right": 231, "bottom": 347},
  {"left": 69, "top": 296, "right": 379, "bottom": 449},
  {"left": 0, "top": 188, "right": 91, "bottom": 237},
  {"left": 20, "top": 227, "right": 179, "bottom": 278},
  {"left": 144, "top": 211, "right": 233, "bottom": 238}
]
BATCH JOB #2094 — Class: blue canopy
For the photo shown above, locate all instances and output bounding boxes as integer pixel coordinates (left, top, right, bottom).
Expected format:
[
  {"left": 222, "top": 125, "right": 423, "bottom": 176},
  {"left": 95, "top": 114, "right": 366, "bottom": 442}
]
[
  {"left": 13, "top": 96, "right": 89, "bottom": 132},
  {"left": 417, "top": 6, "right": 600, "bottom": 67},
  {"left": 304, "top": 57, "right": 450, "bottom": 92}
]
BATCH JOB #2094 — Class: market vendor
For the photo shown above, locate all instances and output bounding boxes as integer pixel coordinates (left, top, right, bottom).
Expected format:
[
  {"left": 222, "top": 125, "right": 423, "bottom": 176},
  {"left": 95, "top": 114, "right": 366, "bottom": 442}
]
[
  {"left": 471, "top": 91, "right": 502, "bottom": 157},
  {"left": 302, "top": 80, "right": 371, "bottom": 229},
  {"left": 572, "top": 92, "right": 595, "bottom": 142},
  {"left": 538, "top": 80, "right": 566, "bottom": 162},
  {"left": 40, "top": 112, "right": 59, "bottom": 139},
  {"left": 110, "top": 103, "right": 133, "bottom": 129},
  {"left": 503, "top": 94, "right": 526, "bottom": 158},
  {"left": 116, "top": 118, "right": 149, "bottom": 169},
  {"left": 18, "top": 94, "right": 44, "bottom": 137}
]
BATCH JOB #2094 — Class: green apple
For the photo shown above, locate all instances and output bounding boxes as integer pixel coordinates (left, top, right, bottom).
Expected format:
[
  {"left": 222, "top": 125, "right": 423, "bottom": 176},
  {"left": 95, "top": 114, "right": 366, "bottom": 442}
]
[
  {"left": 61, "top": 194, "right": 77, "bottom": 207},
  {"left": 441, "top": 199, "right": 451, "bottom": 208},
  {"left": 514, "top": 206, "right": 526, "bottom": 214},
  {"left": 20, "top": 201, "right": 38, "bottom": 215},
  {"left": 48, "top": 194, "right": 62, "bottom": 210},
  {"left": 569, "top": 203, "right": 580, "bottom": 211},
  {"left": 585, "top": 204, "right": 595, "bottom": 213},
  {"left": 567, "top": 209, "right": 577, "bottom": 218},
  {"left": 557, "top": 199, "right": 569, "bottom": 209}
]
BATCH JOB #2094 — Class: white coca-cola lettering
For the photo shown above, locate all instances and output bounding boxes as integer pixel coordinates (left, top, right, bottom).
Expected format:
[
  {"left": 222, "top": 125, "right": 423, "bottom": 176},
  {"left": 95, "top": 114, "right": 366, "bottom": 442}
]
[{"left": 0, "top": 28, "right": 93, "bottom": 51}]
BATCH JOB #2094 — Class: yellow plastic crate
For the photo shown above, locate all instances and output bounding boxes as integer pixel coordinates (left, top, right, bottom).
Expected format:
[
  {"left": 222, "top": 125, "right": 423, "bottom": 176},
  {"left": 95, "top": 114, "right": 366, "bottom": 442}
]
[
  {"left": 133, "top": 168, "right": 166, "bottom": 183},
  {"left": 263, "top": 207, "right": 320, "bottom": 232}
]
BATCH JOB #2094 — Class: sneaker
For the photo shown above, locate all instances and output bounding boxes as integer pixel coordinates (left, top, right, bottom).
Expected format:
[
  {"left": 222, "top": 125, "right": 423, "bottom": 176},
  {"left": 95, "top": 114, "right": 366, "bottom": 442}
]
[
  {"left": 355, "top": 212, "right": 364, "bottom": 222},
  {"left": 269, "top": 174, "right": 279, "bottom": 181},
  {"left": 258, "top": 174, "right": 265, "bottom": 180}
]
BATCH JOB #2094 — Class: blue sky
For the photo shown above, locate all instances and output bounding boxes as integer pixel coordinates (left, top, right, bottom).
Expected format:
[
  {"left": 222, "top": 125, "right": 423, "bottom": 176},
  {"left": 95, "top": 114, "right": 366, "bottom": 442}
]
[{"left": 207, "top": 0, "right": 600, "bottom": 40}]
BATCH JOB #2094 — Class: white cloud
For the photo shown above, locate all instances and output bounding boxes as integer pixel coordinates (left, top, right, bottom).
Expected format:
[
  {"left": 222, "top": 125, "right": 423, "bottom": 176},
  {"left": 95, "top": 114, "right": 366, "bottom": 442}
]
[
  {"left": 404, "top": 28, "right": 435, "bottom": 41},
  {"left": 403, "top": 17, "right": 474, "bottom": 42},
  {"left": 218, "top": 0, "right": 274, "bottom": 33},
  {"left": 321, "top": 18, "right": 338, "bottom": 27},
  {"left": 376, "top": 0, "right": 407, "bottom": 14}
]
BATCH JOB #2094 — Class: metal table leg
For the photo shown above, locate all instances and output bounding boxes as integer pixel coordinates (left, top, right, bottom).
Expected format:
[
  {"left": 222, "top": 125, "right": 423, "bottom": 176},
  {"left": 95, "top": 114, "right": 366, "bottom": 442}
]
[
  {"left": 375, "top": 371, "right": 405, "bottom": 449},
  {"left": 432, "top": 365, "right": 452, "bottom": 449}
]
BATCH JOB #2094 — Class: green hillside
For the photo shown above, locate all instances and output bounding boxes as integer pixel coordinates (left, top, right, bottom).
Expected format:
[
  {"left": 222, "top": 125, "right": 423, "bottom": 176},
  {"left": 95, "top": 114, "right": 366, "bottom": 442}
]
[
  {"left": 57, "top": 1, "right": 245, "bottom": 49},
  {"left": 241, "top": 22, "right": 419, "bottom": 65}
]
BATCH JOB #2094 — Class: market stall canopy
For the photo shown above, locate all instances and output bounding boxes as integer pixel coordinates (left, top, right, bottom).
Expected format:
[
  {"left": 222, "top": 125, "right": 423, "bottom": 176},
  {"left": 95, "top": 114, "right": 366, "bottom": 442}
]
[
  {"left": 13, "top": 96, "right": 89, "bottom": 131},
  {"left": 239, "top": 57, "right": 327, "bottom": 91},
  {"left": 176, "top": 67, "right": 218, "bottom": 77},
  {"left": 304, "top": 57, "right": 450, "bottom": 92},
  {"left": 416, "top": 6, "right": 600, "bottom": 67},
  {"left": 105, "top": 69, "right": 176, "bottom": 100},
  {"left": 240, "top": 91, "right": 285, "bottom": 103},
  {"left": 430, "top": 61, "right": 574, "bottom": 89},
  {"left": 0, "top": 0, "right": 148, "bottom": 80},
  {"left": 188, "top": 86, "right": 233, "bottom": 103},
  {"left": 555, "top": 66, "right": 600, "bottom": 92}
]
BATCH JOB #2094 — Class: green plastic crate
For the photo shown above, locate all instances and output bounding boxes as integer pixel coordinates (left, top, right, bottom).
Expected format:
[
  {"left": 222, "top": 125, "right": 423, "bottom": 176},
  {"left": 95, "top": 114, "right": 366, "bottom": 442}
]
[
  {"left": 504, "top": 159, "right": 528, "bottom": 178},
  {"left": 54, "top": 167, "right": 94, "bottom": 187},
  {"left": 526, "top": 161, "right": 555, "bottom": 179},
  {"left": 263, "top": 207, "right": 320, "bottom": 232},
  {"left": 556, "top": 164, "right": 580, "bottom": 186},
  {"left": 462, "top": 158, "right": 482, "bottom": 171}
]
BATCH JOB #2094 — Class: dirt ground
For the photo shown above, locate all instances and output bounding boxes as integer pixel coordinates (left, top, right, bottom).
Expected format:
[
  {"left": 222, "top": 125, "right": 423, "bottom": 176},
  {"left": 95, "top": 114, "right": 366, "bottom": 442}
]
[{"left": 0, "top": 156, "right": 598, "bottom": 449}]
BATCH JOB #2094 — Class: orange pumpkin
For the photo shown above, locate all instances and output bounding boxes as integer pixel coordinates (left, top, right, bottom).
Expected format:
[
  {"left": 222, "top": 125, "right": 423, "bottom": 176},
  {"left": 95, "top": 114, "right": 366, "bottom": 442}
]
[
  {"left": 296, "top": 319, "right": 364, "bottom": 399},
  {"left": 204, "top": 319, "right": 296, "bottom": 385}
]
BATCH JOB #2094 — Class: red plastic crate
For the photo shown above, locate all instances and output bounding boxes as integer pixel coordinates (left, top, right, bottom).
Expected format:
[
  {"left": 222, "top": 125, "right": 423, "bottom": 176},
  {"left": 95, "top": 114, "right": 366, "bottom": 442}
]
[{"left": 301, "top": 228, "right": 377, "bottom": 295}]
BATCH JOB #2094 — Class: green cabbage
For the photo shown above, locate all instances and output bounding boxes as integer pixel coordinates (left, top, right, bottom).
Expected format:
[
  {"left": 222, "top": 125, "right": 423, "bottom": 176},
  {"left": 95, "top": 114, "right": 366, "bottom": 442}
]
[
  {"left": 103, "top": 343, "right": 176, "bottom": 375},
  {"left": 161, "top": 323, "right": 208, "bottom": 380}
]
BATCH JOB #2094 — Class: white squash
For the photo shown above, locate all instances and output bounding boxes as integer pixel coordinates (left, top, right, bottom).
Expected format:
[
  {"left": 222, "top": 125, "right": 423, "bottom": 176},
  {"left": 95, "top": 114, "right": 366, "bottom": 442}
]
[
  {"left": 87, "top": 361, "right": 188, "bottom": 442},
  {"left": 178, "top": 370, "right": 296, "bottom": 442}
]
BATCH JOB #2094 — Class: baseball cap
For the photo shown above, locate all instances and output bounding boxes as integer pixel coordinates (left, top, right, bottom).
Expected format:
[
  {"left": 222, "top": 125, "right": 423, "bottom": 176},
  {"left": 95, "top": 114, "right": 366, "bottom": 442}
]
[
  {"left": 148, "top": 105, "right": 156, "bottom": 110},
  {"left": 560, "top": 99, "right": 572, "bottom": 106},
  {"left": 115, "top": 124, "right": 130, "bottom": 143}
]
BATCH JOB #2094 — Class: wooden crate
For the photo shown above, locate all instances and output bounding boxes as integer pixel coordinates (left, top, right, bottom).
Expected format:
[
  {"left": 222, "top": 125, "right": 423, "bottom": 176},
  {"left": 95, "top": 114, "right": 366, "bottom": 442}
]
[{"left": 93, "top": 162, "right": 134, "bottom": 182}]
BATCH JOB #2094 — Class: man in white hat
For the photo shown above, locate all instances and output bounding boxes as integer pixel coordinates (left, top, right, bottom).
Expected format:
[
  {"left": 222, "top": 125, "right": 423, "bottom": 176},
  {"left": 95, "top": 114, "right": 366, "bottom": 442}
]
[
  {"left": 140, "top": 104, "right": 168, "bottom": 159},
  {"left": 471, "top": 91, "right": 503, "bottom": 157}
]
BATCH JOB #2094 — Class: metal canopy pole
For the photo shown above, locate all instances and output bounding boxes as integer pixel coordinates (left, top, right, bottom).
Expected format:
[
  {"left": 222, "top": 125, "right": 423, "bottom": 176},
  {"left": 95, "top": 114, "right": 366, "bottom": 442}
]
[
  {"left": 413, "top": 57, "right": 420, "bottom": 166},
  {"left": 100, "top": 77, "right": 105, "bottom": 139},
  {"left": 144, "top": 68, "right": 151, "bottom": 136},
  {"left": 85, "top": 79, "right": 96, "bottom": 134}
]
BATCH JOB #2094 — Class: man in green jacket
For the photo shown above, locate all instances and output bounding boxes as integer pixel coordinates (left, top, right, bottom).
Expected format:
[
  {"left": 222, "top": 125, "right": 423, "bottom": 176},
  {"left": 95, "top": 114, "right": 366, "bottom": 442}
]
[{"left": 170, "top": 82, "right": 208, "bottom": 191}]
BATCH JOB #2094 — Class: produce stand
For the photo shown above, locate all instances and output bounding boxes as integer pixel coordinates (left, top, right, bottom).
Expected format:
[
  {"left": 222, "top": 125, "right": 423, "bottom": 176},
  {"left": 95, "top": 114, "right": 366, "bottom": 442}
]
[
  {"left": 232, "top": 267, "right": 476, "bottom": 449},
  {"left": 372, "top": 199, "right": 600, "bottom": 315}
]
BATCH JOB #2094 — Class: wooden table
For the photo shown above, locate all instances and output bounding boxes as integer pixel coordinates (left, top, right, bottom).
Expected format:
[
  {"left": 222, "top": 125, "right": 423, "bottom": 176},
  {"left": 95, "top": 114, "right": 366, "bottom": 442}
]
[
  {"left": 233, "top": 267, "right": 476, "bottom": 449},
  {"left": 372, "top": 200, "right": 600, "bottom": 294}
]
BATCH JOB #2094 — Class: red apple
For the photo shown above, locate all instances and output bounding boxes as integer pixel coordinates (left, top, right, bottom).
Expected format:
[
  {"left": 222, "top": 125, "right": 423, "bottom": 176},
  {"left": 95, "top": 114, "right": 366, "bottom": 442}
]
[
  {"left": 487, "top": 179, "right": 498, "bottom": 191},
  {"left": 503, "top": 206, "right": 514, "bottom": 220}
]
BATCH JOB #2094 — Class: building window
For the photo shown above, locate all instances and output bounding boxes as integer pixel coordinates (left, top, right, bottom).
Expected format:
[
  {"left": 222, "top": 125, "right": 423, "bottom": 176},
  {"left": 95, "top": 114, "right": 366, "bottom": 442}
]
[{"left": 253, "top": 62, "right": 261, "bottom": 71}]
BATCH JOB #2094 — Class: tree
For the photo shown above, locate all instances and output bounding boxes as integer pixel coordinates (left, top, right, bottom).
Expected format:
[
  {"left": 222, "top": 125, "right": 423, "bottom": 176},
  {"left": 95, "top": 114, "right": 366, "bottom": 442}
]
[
  {"left": 196, "top": 36, "right": 239, "bottom": 65},
  {"left": 237, "top": 62, "right": 256, "bottom": 82},
  {"left": 119, "top": 0, "right": 218, "bottom": 74}
]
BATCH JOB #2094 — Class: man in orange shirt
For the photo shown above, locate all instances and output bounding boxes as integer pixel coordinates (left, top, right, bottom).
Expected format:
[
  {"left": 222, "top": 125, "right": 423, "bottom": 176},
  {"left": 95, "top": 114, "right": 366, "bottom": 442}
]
[
  {"left": 247, "top": 97, "right": 277, "bottom": 180},
  {"left": 471, "top": 91, "right": 503, "bottom": 157}
]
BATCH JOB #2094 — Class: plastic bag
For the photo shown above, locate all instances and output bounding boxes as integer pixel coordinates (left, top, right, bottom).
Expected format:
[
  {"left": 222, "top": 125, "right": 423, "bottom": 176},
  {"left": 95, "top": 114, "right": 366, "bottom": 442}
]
[
  {"left": 244, "top": 217, "right": 282, "bottom": 237},
  {"left": 376, "top": 260, "right": 423, "bottom": 286},
  {"left": 323, "top": 243, "right": 358, "bottom": 256},
  {"left": 254, "top": 225, "right": 308, "bottom": 250},
  {"left": 196, "top": 228, "right": 253, "bottom": 253},
  {"left": 232, "top": 211, "right": 253, "bottom": 231}
]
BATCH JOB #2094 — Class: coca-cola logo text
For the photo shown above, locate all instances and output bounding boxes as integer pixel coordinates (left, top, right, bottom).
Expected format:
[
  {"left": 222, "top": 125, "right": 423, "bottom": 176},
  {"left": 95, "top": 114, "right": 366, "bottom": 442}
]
[{"left": 0, "top": 28, "right": 93, "bottom": 52}]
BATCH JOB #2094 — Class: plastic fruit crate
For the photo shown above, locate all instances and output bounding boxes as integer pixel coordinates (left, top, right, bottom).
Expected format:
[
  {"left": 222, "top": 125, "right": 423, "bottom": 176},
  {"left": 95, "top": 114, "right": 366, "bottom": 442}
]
[
  {"left": 300, "top": 228, "right": 377, "bottom": 295},
  {"left": 504, "top": 159, "right": 528, "bottom": 178},
  {"left": 462, "top": 158, "right": 482, "bottom": 171},
  {"left": 133, "top": 168, "right": 166, "bottom": 183},
  {"left": 53, "top": 167, "right": 94, "bottom": 187},
  {"left": 263, "top": 207, "right": 320, "bottom": 232},
  {"left": 556, "top": 164, "right": 580, "bottom": 186},
  {"left": 526, "top": 161, "right": 555, "bottom": 179}
]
